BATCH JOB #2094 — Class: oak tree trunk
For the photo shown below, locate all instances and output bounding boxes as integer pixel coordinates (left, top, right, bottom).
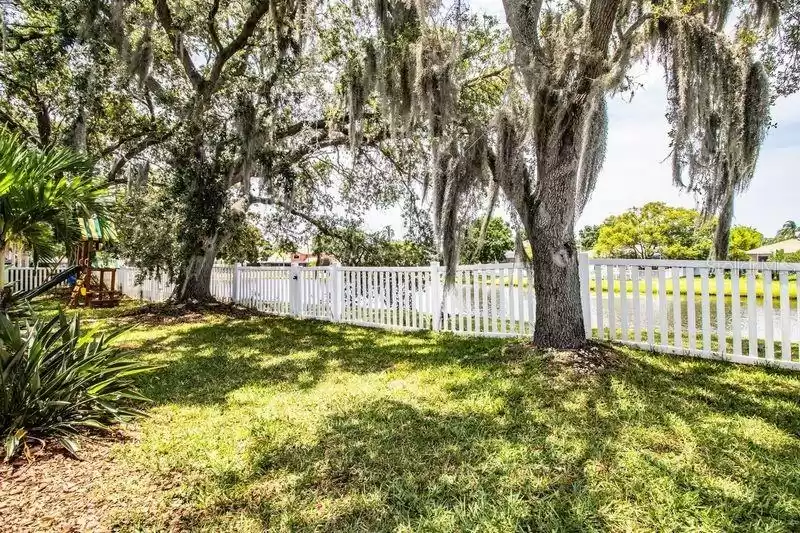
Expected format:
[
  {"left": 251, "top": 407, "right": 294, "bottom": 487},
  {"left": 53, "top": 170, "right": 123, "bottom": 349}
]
[
  {"left": 173, "top": 233, "right": 219, "bottom": 302},
  {"left": 529, "top": 157, "right": 586, "bottom": 348},
  {"left": 170, "top": 127, "right": 226, "bottom": 304}
]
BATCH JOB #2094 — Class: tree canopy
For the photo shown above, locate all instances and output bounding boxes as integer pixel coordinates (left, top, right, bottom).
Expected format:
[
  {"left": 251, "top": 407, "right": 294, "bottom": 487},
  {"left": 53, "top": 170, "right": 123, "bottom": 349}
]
[
  {"left": 593, "top": 202, "right": 715, "bottom": 260},
  {"left": 461, "top": 217, "right": 514, "bottom": 264}
]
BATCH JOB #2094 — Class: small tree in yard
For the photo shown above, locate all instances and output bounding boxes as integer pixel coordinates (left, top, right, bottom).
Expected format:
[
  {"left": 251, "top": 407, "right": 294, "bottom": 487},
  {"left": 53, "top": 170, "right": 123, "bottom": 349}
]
[{"left": 462, "top": 217, "right": 514, "bottom": 264}]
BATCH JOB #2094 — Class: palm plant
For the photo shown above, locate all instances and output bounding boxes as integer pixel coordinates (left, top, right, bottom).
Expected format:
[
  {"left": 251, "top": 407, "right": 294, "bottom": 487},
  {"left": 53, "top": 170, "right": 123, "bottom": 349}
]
[
  {"left": 0, "top": 310, "right": 152, "bottom": 460},
  {"left": 777, "top": 220, "right": 799, "bottom": 240},
  {"left": 0, "top": 128, "right": 108, "bottom": 284}
]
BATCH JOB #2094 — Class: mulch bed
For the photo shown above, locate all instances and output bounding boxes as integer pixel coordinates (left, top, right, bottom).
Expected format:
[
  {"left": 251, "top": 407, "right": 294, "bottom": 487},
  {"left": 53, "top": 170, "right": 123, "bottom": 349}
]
[
  {"left": 115, "top": 301, "right": 269, "bottom": 325},
  {"left": 0, "top": 434, "right": 174, "bottom": 532}
]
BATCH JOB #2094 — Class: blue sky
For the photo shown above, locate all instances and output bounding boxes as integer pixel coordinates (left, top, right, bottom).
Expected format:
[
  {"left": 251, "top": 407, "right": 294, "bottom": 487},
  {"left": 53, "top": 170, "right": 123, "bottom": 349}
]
[{"left": 365, "top": 1, "right": 800, "bottom": 238}]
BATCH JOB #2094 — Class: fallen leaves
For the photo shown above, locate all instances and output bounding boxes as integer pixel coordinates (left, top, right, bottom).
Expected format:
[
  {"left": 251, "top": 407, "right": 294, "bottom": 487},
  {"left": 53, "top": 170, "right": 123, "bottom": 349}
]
[{"left": 0, "top": 433, "right": 171, "bottom": 532}]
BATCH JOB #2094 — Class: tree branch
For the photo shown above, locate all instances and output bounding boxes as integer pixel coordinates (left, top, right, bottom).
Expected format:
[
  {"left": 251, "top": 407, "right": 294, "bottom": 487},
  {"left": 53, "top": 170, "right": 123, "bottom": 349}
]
[
  {"left": 107, "top": 129, "right": 174, "bottom": 183},
  {"left": 207, "top": 0, "right": 223, "bottom": 53},
  {"left": 154, "top": 0, "right": 205, "bottom": 91},
  {"left": 275, "top": 117, "right": 329, "bottom": 139},
  {"left": 501, "top": 0, "right": 544, "bottom": 59},
  {"left": 249, "top": 194, "right": 346, "bottom": 240},
  {"left": 461, "top": 67, "right": 510, "bottom": 90},
  {"left": 100, "top": 129, "right": 152, "bottom": 157},
  {"left": 0, "top": 107, "right": 38, "bottom": 144},
  {"left": 206, "top": 0, "right": 272, "bottom": 95}
]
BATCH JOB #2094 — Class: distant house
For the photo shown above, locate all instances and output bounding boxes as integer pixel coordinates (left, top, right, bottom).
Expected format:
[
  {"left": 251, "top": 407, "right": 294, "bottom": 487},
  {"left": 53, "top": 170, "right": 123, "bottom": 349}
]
[
  {"left": 262, "top": 252, "right": 339, "bottom": 267},
  {"left": 745, "top": 239, "right": 800, "bottom": 262}
]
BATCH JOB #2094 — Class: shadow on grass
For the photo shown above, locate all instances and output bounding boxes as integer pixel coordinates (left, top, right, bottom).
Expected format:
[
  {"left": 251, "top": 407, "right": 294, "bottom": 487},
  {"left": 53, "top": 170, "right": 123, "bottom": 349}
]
[
  {"left": 130, "top": 315, "right": 508, "bottom": 407},
  {"left": 118, "top": 311, "right": 800, "bottom": 531}
]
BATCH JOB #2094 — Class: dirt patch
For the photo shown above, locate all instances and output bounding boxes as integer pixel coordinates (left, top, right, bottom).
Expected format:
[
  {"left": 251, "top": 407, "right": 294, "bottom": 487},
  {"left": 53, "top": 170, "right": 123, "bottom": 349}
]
[
  {"left": 116, "top": 300, "right": 268, "bottom": 325},
  {"left": 543, "top": 342, "right": 623, "bottom": 375},
  {"left": 0, "top": 433, "right": 177, "bottom": 532},
  {"left": 503, "top": 341, "right": 623, "bottom": 375}
]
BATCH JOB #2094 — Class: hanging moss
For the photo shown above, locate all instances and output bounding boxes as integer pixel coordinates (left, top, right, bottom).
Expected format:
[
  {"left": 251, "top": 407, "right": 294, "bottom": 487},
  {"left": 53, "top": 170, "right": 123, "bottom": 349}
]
[
  {"left": 575, "top": 96, "right": 607, "bottom": 214},
  {"left": 346, "top": 59, "right": 366, "bottom": 153},
  {"left": 129, "top": 25, "right": 154, "bottom": 89}
]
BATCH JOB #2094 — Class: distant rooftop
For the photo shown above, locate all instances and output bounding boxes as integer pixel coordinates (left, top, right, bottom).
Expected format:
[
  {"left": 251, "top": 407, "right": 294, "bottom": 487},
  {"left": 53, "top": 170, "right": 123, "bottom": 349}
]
[{"left": 745, "top": 238, "right": 800, "bottom": 255}]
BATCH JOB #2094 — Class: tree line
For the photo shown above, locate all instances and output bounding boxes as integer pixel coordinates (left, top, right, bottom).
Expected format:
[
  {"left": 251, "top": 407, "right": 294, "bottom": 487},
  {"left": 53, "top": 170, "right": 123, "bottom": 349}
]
[{"left": 579, "top": 203, "right": 799, "bottom": 261}]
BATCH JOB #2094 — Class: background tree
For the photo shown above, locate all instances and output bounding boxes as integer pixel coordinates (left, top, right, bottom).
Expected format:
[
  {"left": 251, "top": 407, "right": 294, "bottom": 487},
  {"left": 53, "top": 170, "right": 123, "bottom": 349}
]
[
  {"left": 312, "top": 227, "right": 432, "bottom": 267},
  {"left": 769, "top": 249, "right": 800, "bottom": 262},
  {"left": 578, "top": 225, "right": 600, "bottom": 252},
  {"left": 461, "top": 217, "right": 514, "bottom": 264},
  {"left": 776, "top": 220, "right": 799, "bottom": 240},
  {"left": 594, "top": 203, "right": 714, "bottom": 260},
  {"left": 728, "top": 226, "right": 765, "bottom": 261}
]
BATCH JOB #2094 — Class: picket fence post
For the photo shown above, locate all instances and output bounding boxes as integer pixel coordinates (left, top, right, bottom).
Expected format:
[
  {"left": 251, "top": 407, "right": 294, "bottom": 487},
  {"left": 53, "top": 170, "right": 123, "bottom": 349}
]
[
  {"left": 578, "top": 252, "right": 592, "bottom": 339},
  {"left": 232, "top": 263, "right": 242, "bottom": 304},
  {"left": 329, "top": 264, "right": 342, "bottom": 322},
  {"left": 430, "top": 261, "right": 441, "bottom": 331},
  {"left": 290, "top": 264, "right": 301, "bottom": 316}
]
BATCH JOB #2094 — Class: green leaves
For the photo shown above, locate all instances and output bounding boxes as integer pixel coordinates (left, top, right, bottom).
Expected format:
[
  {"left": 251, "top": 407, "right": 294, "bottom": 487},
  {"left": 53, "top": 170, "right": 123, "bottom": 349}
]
[
  {"left": 461, "top": 217, "right": 514, "bottom": 264},
  {"left": 594, "top": 202, "right": 715, "bottom": 260},
  {"left": 0, "top": 127, "right": 108, "bottom": 265},
  {"left": 0, "top": 309, "right": 153, "bottom": 460}
]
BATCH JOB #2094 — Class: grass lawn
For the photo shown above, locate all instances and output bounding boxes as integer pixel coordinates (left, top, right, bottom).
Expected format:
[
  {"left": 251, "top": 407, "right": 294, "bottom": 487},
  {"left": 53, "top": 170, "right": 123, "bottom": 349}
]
[
  {"left": 479, "top": 274, "right": 797, "bottom": 300},
  {"left": 10, "top": 302, "right": 800, "bottom": 531},
  {"left": 589, "top": 275, "right": 799, "bottom": 300}
]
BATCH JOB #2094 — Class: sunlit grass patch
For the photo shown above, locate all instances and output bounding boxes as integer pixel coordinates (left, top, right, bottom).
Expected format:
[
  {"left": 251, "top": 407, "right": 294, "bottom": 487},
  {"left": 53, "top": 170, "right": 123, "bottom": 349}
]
[{"left": 48, "top": 302, "right": 800, "bottom": 532}]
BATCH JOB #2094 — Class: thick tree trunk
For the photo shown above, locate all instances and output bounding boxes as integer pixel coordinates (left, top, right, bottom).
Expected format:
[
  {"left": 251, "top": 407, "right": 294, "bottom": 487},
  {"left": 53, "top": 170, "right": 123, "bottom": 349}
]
[
  {"left": 173, "top": 233, "right": 219, "bottom": 302},
  {"left": 529, "top": 167, "right": 586, "bottom": 348},
  {"left": 170, "top": 124, "right": 226, "bottom": 304},
  {"left": 712, "top": 192, "right": 734, "bottom": 260}
]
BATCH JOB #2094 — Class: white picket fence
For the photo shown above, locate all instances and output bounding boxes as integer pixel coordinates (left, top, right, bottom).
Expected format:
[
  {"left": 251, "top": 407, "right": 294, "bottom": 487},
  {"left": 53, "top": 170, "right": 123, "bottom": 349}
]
[
  {"left": 584, "top": 258, "right": 800, "bottom": 370},
  {"left": 4, "top": 266, "right": 69, "bottom": 291},
  {"left": 7, "top": 255, "right": 800, "bottom": 370}
]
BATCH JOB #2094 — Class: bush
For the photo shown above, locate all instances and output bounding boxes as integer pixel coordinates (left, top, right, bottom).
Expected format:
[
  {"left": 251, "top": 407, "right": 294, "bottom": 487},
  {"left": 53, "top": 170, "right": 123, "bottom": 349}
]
[{"left": 0, "top": 311, "right": 152, "bottom": 460}]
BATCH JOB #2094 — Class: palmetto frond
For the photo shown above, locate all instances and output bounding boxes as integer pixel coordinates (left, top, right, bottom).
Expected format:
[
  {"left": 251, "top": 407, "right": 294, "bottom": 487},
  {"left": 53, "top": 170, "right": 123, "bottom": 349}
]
[{"left": 0, "top": 128, "right": 109, "bottom": 266}]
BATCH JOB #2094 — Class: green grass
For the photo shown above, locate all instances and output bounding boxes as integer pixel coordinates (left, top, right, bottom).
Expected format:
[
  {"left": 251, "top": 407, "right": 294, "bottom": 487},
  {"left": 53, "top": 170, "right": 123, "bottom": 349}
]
[
  {"left": 59, "top": 302, "right": 800, "bottom": 531},
  {"left": 467, "top": 273, "right": 798, "bottom": 300},
  {"left": 590, "top": 275, "right": 798, "bottom": 300}
]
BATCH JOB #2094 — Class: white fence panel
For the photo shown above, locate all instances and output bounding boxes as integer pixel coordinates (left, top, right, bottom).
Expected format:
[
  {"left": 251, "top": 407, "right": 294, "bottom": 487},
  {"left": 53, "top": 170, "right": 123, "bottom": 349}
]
[
  {"left": 238, "top": 266, "right": 292, "bottom": 315},
  {"left": 340, "top": 265, "right": 431, "bottom": 331},
  {"left": 5, "top": 266, "right": 69, "bottom": 292},
  {"left": 438, "top": 263, "right": 535, "bottom": 338},
  {"left": 588, "top": 258, "right": 800, "bottom": 370},
  {"left": 17, "top": 254, "right": 800, "bottom": 372}
]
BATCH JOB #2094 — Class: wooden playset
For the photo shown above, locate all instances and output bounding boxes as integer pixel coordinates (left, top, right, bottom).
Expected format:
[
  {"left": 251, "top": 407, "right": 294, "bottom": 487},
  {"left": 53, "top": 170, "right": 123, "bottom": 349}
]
[{"left": 68, "top": 218, "right": 122, "bottom": 308}]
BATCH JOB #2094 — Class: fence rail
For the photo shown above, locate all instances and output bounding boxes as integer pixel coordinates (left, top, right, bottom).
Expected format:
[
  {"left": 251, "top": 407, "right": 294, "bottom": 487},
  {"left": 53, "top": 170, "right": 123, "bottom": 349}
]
[{"left": 8, "top": 255, "right": 800, "bottom": 370}]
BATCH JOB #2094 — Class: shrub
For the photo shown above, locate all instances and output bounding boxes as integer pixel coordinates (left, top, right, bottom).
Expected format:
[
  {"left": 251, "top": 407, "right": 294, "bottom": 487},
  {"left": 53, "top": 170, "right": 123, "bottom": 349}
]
[{"left": 0, "top": 311, "right": 152, "bottom": 460}]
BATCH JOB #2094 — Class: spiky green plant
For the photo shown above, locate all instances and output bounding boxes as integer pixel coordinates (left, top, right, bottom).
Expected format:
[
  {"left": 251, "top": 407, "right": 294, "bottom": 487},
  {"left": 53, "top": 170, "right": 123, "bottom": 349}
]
[
  {"left": 0, "top": 127, "right": 109, "bottom": 282},
  {"left": 0, "top": 310, "right": 152, "bottom": 460}
]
